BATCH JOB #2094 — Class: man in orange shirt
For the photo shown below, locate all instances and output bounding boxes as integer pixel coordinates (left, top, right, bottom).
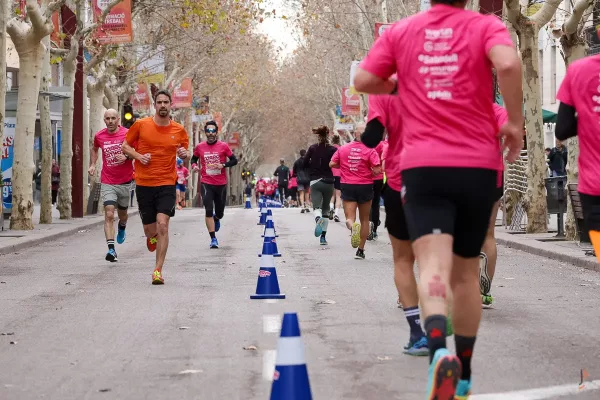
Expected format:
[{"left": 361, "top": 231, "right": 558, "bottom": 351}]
[{"left": 122, "top": 90, "right": 190, "bottom": 285}]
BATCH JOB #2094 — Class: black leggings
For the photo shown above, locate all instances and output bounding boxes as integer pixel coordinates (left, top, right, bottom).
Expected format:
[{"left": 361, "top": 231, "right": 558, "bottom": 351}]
[
  {"left": 201, "top": 183, "right": 227, "bottom": 219},
  {"left": 370, "top": 179, "right": 384, "bottom": 229}
]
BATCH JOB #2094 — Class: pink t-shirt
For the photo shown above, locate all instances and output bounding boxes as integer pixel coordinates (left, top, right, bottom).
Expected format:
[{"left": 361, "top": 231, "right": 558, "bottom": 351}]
[
  {"left": 289, "top": 176, "right": 297, "bottom": 189},
  {"left": 557, "top": 55, "right": 600, "bottom": 195},
  {"left": 93, "top": 126, "right": 134, "bottom": 185},
  {"left": 368, "top": 95, "right": 403, "bottom": 191},
  {"left": 493, "top": 104, "right": 508, "bottom": 188},
  {"left": 176, "top": 166, "right": 189, "bottom": 185},
  {"left": 193, "top": 141, "right": 234, "bottom": 186},
  {"left": 373, "top": 141, "right": 385, "bottom": 180},
  {"left": 359, "top": 5, "right": 514, "bottom": 172},
  {"left": 331, "top": 144, "right": 342, "bottom": 177},
  {"left": 331, "top": 141, "right": 380, "bottom": 185}
]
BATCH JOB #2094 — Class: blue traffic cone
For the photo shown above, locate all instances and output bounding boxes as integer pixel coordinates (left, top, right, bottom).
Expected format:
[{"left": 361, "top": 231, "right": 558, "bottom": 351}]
[
  {"left": 259, "top": 227, "right": 281, "bottom": 257},
  {"left": 245, "top": 195, "right": 252, "bottom": 209},
  {"left": 262, "top": 215, "right": 279, "bottom": 238},
  {"left": 258, "top": 207, "right": 268, "bottom": 225},
  {"left": 250, "top": 253, "right": 285, "bottom": 299},
  {"left": 270, "top": 313, "right": 312, "bottom": 400}
]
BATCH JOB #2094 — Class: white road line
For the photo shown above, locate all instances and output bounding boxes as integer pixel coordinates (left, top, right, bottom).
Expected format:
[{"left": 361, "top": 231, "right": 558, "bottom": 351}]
[
  {"left": 471, "top": 380, "right": 600, "bottom": 400},
  {"left": 262, "top": 350, "right": 277, "bottom": 381},
  {"left": 263, "top": 315, "right": 281, "bottom": 334}
]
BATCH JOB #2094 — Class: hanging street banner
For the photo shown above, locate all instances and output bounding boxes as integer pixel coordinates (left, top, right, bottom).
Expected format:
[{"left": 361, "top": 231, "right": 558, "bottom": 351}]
[
  {"left": 341, "top": 87, "right": 360, "bottom": 116},
  {"left": 172, "top": 78, "right": 193, "bottom": 108},
  {"left": 2, "top": 118, "right": 17, "bottom": 212},
  {"left": 374, "top": 23, "right": 393, "bottom": 41},
  {"left": 228, "top": 132, "right": 241, "bottom": 150},
  {"left": 131, "top": 83, "right": 151, "bottom": 113},
  {"left": 93, "top": 0, "right": 134, "bottom": 45}
]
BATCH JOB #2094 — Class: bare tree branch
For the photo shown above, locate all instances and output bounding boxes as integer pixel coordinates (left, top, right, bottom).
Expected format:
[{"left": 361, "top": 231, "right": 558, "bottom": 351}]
[
  {"left": 531, "top": 0, "right": 562, "bottom": 26},
  {"left": 563, "top": 0, "right": 595, "bottom": 34}
]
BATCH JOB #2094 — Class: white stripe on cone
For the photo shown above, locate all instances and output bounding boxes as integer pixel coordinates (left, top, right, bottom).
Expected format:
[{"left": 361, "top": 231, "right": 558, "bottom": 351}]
[
  {"left": 275, "top": 337, "right": 306, "bottom": 366},
  {"left": 264, "top": 228, "right": 276, "bottom": 237},
  {"left": 266, "top": 215, "right": 273, "bottom": 221},
  {"left": 261, "top": 254, "right": 275, "bottom": 267}
]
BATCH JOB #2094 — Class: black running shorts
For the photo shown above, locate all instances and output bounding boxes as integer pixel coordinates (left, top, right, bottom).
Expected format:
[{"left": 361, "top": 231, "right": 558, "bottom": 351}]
[
  {"left": 383, "top": 186, "right": 409, "bottom": 241},
  {"left": 341, "top": 183, "right": 374, "bottom": 204},
  {"left": 401, "top": 167, "right": 497, "bottom": 258},
  {"left": 136, "top": 185, "right": 176, "bottom": 225},
  {"left": 201, "top": 183, "right": 227, "bottom": 219},
  {"left": 334, "top": 176, "right": 341, "bottom": 190},
  {"left": 579, "top": 192, "right": 600, "bottom": 232}
]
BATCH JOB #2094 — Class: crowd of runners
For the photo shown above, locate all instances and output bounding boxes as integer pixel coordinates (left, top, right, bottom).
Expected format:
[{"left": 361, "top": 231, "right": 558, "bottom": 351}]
[{"left": 86, "top": 0, "right": 600, "bottom": 397}]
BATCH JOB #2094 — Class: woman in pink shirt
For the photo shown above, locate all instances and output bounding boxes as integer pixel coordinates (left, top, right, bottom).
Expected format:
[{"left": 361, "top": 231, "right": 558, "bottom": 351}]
[{"left": 329, "top": 123, "right": 381, "bottom": 259}]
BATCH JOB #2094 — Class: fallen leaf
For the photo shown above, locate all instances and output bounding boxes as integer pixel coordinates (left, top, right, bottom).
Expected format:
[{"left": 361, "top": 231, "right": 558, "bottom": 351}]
[
  {"left": 1, "top": 281, "right": 6, "bottom": 284},
  {"left": 65, "top": 282, "right": 72, "bottom": 285},
  {"left": 99, "top": 388, "right": 111, "bottom": 392},
  {"left": 9, "top": 341, "right": 16, "bottom": 345},
  {"left": 178, "top": 369, "right": 203, "bottom": 375},
  {"left": 317, "top": 299, "right": 336, "bottom": 305},
  {"left": 0, "top": 332, "right": 14, "bottom": 336},
  {"left": 377, "top": 356, "right": 392, "bottom": 361},
  {"left": 243, "top": 345, "right": 258, "bottom": 351},
  {"left": 178, "top": 326, "right": 190, "bottom": 330}
]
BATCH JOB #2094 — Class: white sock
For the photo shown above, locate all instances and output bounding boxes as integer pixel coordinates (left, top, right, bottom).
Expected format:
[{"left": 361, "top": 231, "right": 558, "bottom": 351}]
[
  {"left": 314, "top": 209, "right": 322, "bottom": 219},
  {"left": 335, "top": 207, "right": 341, "bottom": 217},
  {"left": 329, "top": 202, "right": 334, "bottom": 210},
  {"left": 321, "top": 218, "right": 329, "bottom": 232}
]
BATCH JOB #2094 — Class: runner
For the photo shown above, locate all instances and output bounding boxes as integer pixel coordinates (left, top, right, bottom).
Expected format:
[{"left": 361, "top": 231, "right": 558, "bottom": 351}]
[
  {"left": 288, "top": 171, "right": 298, "bottom": 207},
  {"left": 479, "top": 103, "right": 509, "bottom": 308},
  {"left": 556, "top": 52, "right": 600, "bottom": 262},
  {"left": 368, "top": 140, "right": 386, "bottom": 240},
  {"left": 330, "top": 134, "right": 343, "bottom": 221},
  {"left": 304, "top": 125, "right": 337, "bottom": 245},
  {"left": 355, "top": 2, "right": 524, "bottom": 397},
  {"left": 329, "top": 122, "right": 381, "bottom": 259},
  {"left": 191, "top": 120, "right": 238, "bottom": 249},
  {"left": 122, "top": 90, "right": 190, "bottom": 284},
  {"left": 293, "top": 149, "right": 311, "bottom": 213},
  {"left": 175, "top": 158, "right": 189, "bottom": 210},
  {"left": 265, "top": 178, "right": 275, "bottom": 200},
  {"left": 274, "top": 158, "right": 290, "bottom": 204},
  {"left": 88, "top": 108, "right": 134, "bottom": 262},
  {"left": 255, "top": 176, "right": 266, "bottom": 204}
]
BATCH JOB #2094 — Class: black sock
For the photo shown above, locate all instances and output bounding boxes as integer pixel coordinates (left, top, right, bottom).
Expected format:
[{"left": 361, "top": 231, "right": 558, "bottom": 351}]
[
  {"left": 424, "top": 315, "right": 447, "bottom": 363},
  {"left": 404, "top": 306, "right": 425, "bottom": 342},
  {"left": 118, "top": 221, "right": 126, "bottom": 230},
  {"left": 455, "top": 335, "right": 476, "bottom": 381},
  {"left": 321, "top": 231, "right": 326, "bottom": 238},
  {"left": 107, "top": 240, "right": 115, "bottom": 250},
  {"left": 209, "top": 231, "right": 216, "bottom": 239}
]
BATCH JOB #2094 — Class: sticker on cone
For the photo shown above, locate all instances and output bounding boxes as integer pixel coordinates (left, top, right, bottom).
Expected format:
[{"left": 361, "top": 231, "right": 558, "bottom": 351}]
[
  {"left": 250, "top": 254, "right": 285, "bottom": 299},
  {"left": 270, "top": 313, "right": 312, "bottom": 400}
]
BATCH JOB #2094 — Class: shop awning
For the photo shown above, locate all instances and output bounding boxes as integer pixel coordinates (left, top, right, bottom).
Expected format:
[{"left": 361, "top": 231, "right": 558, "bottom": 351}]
[{"left": 495, "top": 94, "right": 558, "bottom": 124}]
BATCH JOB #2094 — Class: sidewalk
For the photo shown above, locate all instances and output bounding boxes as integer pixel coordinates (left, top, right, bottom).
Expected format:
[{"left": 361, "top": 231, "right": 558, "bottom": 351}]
[
  {"left": 495, "top": 211, "right": 599, "bottom": 272},
  {"left": 0, "top": 205, "right": 138, "bottom": 256}
]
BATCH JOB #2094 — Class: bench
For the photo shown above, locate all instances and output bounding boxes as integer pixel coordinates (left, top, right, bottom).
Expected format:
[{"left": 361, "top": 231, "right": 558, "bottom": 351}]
[{"left": 567, "top": 183, "right": 593, "bottom": 254}]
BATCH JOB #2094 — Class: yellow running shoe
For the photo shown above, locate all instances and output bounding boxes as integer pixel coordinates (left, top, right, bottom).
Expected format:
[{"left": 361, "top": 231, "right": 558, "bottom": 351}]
[
  {"left": 351, "top": 222, "right": 361, "bottom": 248},
  {"left": 152, "top": 269, "right": 164, "bottom": 285}
]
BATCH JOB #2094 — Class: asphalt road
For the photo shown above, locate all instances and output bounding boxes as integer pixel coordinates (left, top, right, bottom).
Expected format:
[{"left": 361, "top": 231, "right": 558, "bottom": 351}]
[{"left": 1, "top": 207, "right": 599, "bottom": 400}]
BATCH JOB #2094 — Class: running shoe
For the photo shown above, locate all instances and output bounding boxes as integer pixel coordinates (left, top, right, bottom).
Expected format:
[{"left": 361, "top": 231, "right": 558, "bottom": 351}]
[
  {"left": 146, "top": 235, "right": 158, "bottom": 252},
  {"left": 152, "top": 269, "right": 164, "bottom": 285},
  {"left": 320, "top": 236, "right": 328, "bottom": 246},
  {"left": 367, "top": 222, "right": 375, "bottom": 241},
  {"left": 355, "top": 248, "right": 365, "bottom": 259},
  {"left": 210, "top": 238, "right": 219, "bottom": 249},
  {"left": 403, "top": 336, "right": 429, "bottom": 356},
  {"left": 315, "top": 217, "right": 326, "bottom": 237},
  {"left": 455, "top": 379, "right": 472, "bottom": 400},
  {"left": 301, "top": 209, "right": 306, "bottom": 214},
  {"left": 117, "top": 227, "right": 126, "bottom": 244},
  {"left": 351, "top": 222, "right": 361, "bottom": 248},
  {"left": 214, "top": 216, "right": 221, "bottom": 232},
  {"left": 105, "top": 248, "right": 118, "bottom": 262},
  {"left": 328, "top": 209, "right": 334, "bottom": 220},
  {"left": 334, "top": 215, "right": 340, "bottom": 222},
  {"left": 426, "top": 348, "right": 462, "bottom": 400},
  {"left": 479, "top": 252, "right": 491, "bottom": 295},
  {"left": 482, "top": 294, "right": 494, "bottom": 309},
  {"left": 372, "top": 231, "right": 378, "bottom": 240}
]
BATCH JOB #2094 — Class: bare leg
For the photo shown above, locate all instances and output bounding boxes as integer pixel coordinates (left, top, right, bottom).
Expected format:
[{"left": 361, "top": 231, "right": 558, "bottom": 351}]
[
  {"left": 343, "top": 200, "right": 357, "bottom": 230},
  {"left": 451, "top": 255, "right": 481, "bottom": 336},
  {"left": 155, "top": 213, "right": 171, "bottom": 271},
  {"left": 481, "top": 200, "right": 500, "bottom": 292},
  {"left": 117, "top": 208, "right": 128, "bottom": 226},
  {"left": 104, "top": 205, "right": 115, "bottom": 241},
  {"left": 143, "top": 223, "right": 158, "bottom": 239},
  {"left": 357, "top": 201, "right": 372, "bottom": 249},
  {"left": 390, "top": 236, "right": 417, "bottom": 308}
]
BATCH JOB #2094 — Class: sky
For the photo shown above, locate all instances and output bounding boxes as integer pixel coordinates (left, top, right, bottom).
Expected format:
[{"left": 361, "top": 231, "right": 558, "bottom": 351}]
[{"left": 254, "top": 0, "right": 300, "bottom": 60}]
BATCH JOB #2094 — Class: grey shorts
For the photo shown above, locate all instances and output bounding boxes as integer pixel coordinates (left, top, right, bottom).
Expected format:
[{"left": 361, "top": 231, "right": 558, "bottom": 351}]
[
  {"left": 101, "top": 182, "right": 131, "bottom": 209},
  {"left": 297, "top": 183, "right": 307, "bottom": 191}
]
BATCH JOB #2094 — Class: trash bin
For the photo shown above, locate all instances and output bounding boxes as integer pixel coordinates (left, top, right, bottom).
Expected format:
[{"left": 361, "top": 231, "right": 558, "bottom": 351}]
[{"left": 545, "top": 176, "right": 567, "bottom": 214}]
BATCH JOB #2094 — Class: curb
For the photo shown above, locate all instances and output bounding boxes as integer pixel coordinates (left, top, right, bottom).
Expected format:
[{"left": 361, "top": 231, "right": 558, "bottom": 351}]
[
  {"left": 0, "top": 209, "right": 139, "bottom": 256},
  {"left": 496, "top": 237, "right": 600, "bottom": 273}
]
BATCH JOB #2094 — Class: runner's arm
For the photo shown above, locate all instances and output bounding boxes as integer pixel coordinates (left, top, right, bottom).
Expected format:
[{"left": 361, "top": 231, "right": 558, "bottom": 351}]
[
  {"left": 361, "top": 118, "right": 385, "bottom": 148},
  {"left": 122, "top": 141, "right": 141, "bottom": 160},
  {"left": 555, "top": 103, "right": 577, "bottom": 141},
  {"left": 223, "top": 154, "right": 238, "bottom": 168},
  {"left": 90, "top": 145, "right": 99, "bottom": 168}
]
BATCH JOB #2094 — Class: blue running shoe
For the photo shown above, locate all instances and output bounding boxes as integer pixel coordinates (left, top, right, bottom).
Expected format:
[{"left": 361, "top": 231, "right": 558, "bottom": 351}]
[
  {"left": 320, "top": 236, "right": 328, "bottom": 246},
  {"left": 455, "top": 379, "right": 472, "bottom": 399},
  {"left": 117, "top": 227, "right": 126, "bottom": 244},
  {"left": 210, "top": 238, "right": 219, "bottom": 249},
  {"left": 105, "top": 248, "right": 118, "bottom": 262},
  {"left": 403, "top": 336, "right": 429, "bottom": 357},
  {"left": 426, "top": 348, "right": 461, "bottom": 400},
  {"left": 315, "top": 217, "right": 325, "bottom": 237},
  {"left": 214, "top": 216, "right": 221, "bottom": 232}
]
